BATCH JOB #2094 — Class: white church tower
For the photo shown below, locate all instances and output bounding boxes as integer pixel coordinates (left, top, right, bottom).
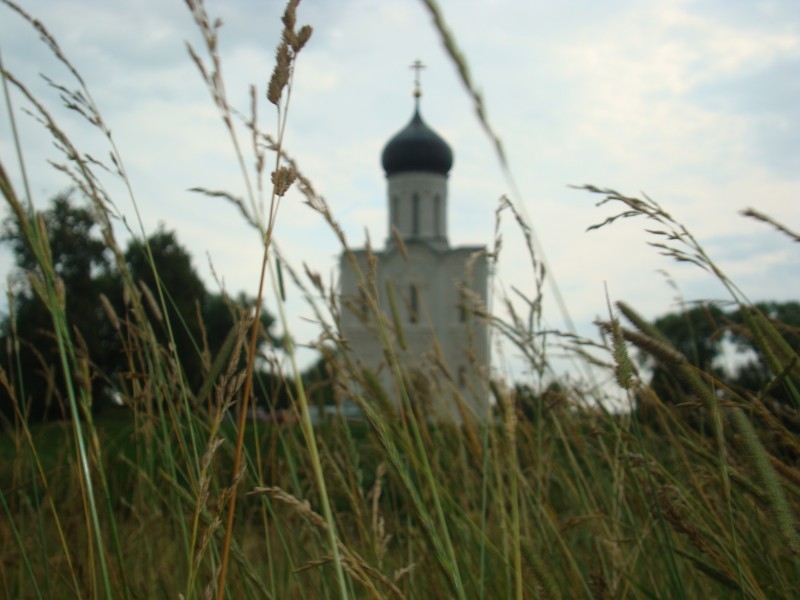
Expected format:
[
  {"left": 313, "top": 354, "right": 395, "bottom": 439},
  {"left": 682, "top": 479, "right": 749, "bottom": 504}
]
[{"left": 339, "top": 63, "right": 489, "bottom": 422}]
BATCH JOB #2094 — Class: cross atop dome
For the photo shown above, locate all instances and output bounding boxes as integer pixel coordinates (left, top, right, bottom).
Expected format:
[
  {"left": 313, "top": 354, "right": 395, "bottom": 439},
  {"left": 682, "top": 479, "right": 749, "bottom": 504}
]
[
  {"left": 410, "top": 59, "right": 426, "bottom": 99},
  {"left": 381, "top": 75, "right": 454, "bottom": 177}
]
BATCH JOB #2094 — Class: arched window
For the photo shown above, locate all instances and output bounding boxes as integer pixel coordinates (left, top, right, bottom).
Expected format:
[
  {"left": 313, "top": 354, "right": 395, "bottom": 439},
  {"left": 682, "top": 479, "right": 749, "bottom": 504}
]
[
  {"left": 433, "top": 194, "right": 441, "bottom": 236},
  {"left": 391, "top": 195, "right": 399, "bottom": 227},
  {"left": 412, "top": 193, "right": 420, "bottom": 236},
  {"left": 409, "top": 284, "right": 419, "bottom": 323}
]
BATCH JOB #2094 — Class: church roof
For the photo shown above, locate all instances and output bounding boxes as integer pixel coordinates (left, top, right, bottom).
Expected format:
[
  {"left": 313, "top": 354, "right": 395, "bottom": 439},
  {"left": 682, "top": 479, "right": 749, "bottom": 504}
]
[{"left": 381, "top": 101, "right": 453, "bottom": 176}]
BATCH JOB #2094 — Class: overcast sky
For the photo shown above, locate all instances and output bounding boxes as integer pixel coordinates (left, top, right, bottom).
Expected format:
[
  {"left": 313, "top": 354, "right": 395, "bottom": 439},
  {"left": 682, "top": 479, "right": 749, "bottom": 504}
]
[{"left": 1, "top": 0, "right": 798, "bottom": 386}]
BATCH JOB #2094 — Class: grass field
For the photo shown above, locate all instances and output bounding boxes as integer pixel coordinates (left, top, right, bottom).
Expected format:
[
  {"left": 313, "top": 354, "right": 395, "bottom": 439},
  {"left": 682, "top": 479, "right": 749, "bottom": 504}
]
[{"left": 3, "top": 395, "right": 799, "bottom": 598}]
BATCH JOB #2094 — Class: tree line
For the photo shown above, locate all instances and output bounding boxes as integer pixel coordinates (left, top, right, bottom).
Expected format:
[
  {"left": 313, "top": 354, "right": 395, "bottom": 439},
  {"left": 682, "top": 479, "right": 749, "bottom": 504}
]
[
  {"left": 515, "top": 303, "right": 799, "bottom": 430},
  {"left": 647, "top": 301, "right": 799, "bottom": 405},
  {"left": 0, "top": 192, "right": 311, "bottom": 423}
]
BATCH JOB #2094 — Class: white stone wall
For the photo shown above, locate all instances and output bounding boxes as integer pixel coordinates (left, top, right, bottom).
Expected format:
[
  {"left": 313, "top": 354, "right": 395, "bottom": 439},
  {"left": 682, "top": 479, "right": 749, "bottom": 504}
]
[
  {"left": 386, "top": 172, "right": 448, "bottom": 250},
  {"left": 339, "top": 242, "right": 489, "bottom": 422}
]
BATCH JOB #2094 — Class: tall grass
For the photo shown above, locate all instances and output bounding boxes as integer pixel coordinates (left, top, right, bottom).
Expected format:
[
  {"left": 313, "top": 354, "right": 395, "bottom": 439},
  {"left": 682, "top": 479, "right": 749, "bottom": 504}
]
[{"left": 1, "top": 0, "right": 799, "bottom": 598}]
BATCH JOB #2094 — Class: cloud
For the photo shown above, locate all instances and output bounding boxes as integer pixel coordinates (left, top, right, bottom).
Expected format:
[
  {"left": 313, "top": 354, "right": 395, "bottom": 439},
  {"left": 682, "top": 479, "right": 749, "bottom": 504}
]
[{"left": 690, "top": 56, "right": 800, "bottom": 176}]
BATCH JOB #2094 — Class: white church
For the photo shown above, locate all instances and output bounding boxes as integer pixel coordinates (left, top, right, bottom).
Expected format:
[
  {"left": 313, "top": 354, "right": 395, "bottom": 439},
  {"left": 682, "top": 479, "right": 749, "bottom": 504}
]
[{"left": 339, "top": 67, "right": 490, "bottom": 422}]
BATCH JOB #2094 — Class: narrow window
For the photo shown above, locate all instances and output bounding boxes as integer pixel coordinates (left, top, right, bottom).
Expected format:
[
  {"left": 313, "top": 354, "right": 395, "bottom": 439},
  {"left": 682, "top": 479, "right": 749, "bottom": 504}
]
[
  {"left": 359, "top": 288, "right": 368, "bottom": 316},
  {"left": 391, "top": 195, "right": 398, "bottom": 227},
  {"left": 412, "top": 193, "right": 420, "bottom": 236},
  {"left": 409, "top": 284, "right": 418, "bottom": 323},
  {"left": 458, "top": 291, "right": 467, "bottom": 322},
  {"left": 433, "top": 194, "right": 441, "bottom": 236}
]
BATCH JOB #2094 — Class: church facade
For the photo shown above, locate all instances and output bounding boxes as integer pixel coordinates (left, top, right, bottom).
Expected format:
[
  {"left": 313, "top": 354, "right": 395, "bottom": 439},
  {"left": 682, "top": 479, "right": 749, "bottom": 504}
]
[{"left": 339, "top": 84, "right": 489, "bottom": 422}]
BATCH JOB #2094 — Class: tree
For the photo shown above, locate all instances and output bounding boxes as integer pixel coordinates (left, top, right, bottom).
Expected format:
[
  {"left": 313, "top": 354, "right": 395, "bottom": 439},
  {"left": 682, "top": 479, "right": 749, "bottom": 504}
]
[
  {"left": 645, "top": 303, "right": 727, "bottom": 404},
  {"left": 124, "top": 226, "right": 208, "bottom": 390},
  {"left": 1, "top": 192, "right": 282, "bottom": 423},
  {"left": 0, "top": 191, "right": 118, "bottom": 421},
  {"left": 638, "top": 301, "right": 800, "bottom": 431},
  {"left": 513, "top": 381, "right": 566, "bottom": 423},
  {"left": 726, "top": 302, "right": 800, "bottom": 408}
]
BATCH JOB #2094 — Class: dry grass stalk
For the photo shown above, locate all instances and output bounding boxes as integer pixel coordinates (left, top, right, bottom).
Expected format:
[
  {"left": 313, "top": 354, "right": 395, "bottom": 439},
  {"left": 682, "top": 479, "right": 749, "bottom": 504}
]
[
  {"left": 250, "top": 486, "right": 406, "bottom": 599},
  {"left": 741, "top": 208, "right": 800, "bottom": 243},
  {"left": 419, "top": 0, "right": 506, "bottom": 168},
  {"left": 137, "top": 280, "right": 163, "bottom": 323},
  {"left": 597, "top": 319, "right": 687, "bottom": 366},
  {"left": 729, "top": 408, "right": 799, "bottom": 556},
  {"left": 99, "top": 293, "right": 120, "bottom": 333},
  {"left": 367, "top": 463, "right": 391, "bottom": 568}
]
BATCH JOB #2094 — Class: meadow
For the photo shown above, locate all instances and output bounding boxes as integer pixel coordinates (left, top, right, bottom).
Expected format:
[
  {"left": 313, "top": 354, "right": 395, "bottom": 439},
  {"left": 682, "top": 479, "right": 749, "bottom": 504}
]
[{"left": 1, "top": 1, "right": 799, "bottom": 598}]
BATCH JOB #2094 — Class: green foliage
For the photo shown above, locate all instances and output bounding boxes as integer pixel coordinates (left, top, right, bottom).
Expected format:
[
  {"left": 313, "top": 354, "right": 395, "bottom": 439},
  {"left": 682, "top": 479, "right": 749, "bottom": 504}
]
[
  {"left": 728, "top": 302, "right": 800, "bottom": 408},
  {"left": 0, "top": 191, "right": 117, "bottom": 421},
  {"left": 641, "top": 301, "right": 800, "bottom": 431},
  {"left": 651, "top": 303, "right": 726, "bottom": 372},
  {"left": 0, "top": 194, "right": 282, "bottom": 423}
]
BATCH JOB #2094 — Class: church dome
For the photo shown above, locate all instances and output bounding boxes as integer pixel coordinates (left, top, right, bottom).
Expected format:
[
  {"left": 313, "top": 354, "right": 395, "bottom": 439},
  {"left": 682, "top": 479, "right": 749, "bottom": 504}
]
[{"left": 381, "top": 104, "right": 453, "bottom": 176}]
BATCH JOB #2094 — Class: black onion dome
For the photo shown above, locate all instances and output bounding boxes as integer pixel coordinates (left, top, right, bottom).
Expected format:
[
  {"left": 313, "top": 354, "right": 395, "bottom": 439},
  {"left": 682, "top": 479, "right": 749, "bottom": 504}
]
[{"left": 381, "top": 105, "right": 453, "bottom": 176}]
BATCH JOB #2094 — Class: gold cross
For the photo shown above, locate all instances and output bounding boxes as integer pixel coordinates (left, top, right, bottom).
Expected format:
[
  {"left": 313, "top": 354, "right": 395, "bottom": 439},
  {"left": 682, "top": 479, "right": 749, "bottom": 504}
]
[{"left": 410, "top": 59, "right": 426, "bottom": 98}]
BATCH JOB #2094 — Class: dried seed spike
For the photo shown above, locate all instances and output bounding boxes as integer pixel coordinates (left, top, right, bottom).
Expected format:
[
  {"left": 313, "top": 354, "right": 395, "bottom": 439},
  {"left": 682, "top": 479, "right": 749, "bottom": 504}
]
[
  {"left": 742, "top": 207, "right": 800, "bottom": 243},
  {"left": 281, "top": 0, "right": 300, "bottom": 32},
  {"left": 25, "top": 272, "right": 46, "bottom": 304},
  {"left": 624, "top": 325, "right": 686, "bottom": 365},
  {"left": 282, "top": 29, "right": 297, "bottom": 50},
  {"left": 54, "top": 277, "right": 66, "bottom": 308},
  {"left": 267, "top": 43, "right": 292, "bottom": 105},
  {"left": 138, "top": 280, "right": 163, "bottom": 322},
  {"left": 100, "top": 293, "right": 120, "bottom": 332},
  {"left": 391, "top": 225, "right": 408, "bottom": 260},
  {"left": 271, "top": 165, "right": 297, "bottom": 197},
  {"left": 609, "top": 317, "right": 634, "bottom": 390},
  {"left": 294, "top": 25, "right": 313, "bottom": 52}
]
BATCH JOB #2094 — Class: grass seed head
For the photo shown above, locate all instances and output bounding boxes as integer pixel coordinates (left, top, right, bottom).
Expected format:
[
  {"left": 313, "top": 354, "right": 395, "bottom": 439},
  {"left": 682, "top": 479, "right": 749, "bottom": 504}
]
[
  {"left": 294, "top": 25, "right": 313, "bottom": 51},
  {"left": 271, "top": 165, "right": 296, "bottom": 196},
  {"left": 138, "top": 280, "right": 163, "bottom": 323},
  {"left": 267, "top": 43, "right": 292, "bottom": 105}
]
